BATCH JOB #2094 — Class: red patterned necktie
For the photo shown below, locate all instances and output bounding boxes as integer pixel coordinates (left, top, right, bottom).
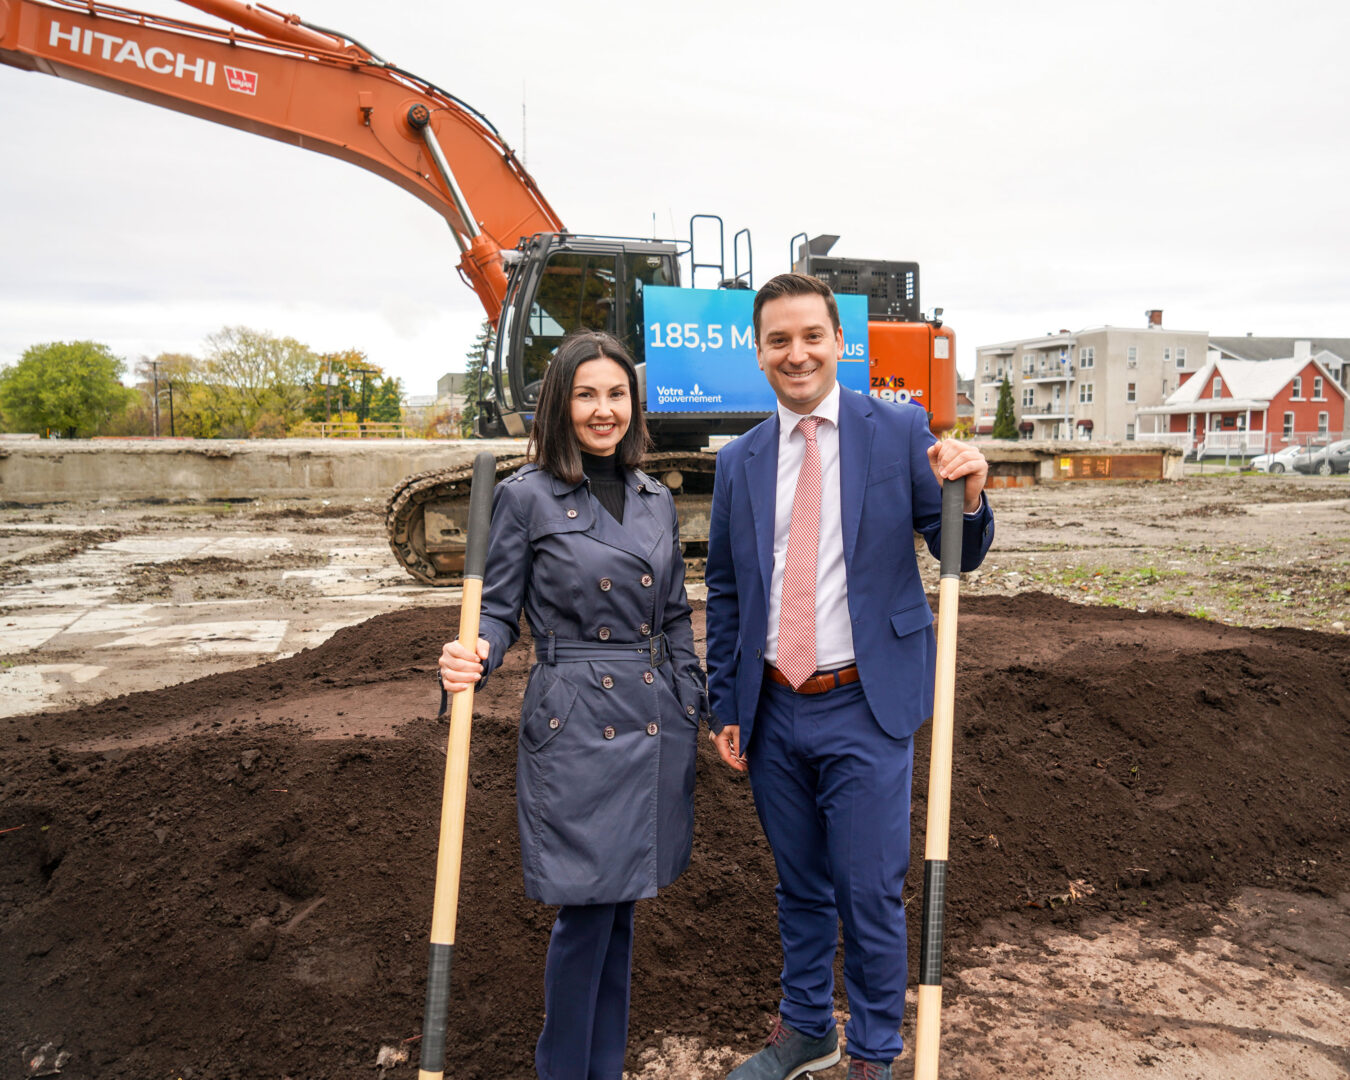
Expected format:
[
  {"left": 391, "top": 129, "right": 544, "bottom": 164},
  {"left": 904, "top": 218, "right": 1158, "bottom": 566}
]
[{"left": 776, "top": 415, "right": 822, "bottom": 689}]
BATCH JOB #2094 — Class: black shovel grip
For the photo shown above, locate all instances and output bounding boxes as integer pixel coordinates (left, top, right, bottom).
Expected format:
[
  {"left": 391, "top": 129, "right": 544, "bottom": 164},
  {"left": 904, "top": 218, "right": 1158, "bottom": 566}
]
[
  {"left": 463, "top": 451, "right": 497, "bottom": 581},
  {"left": 437, "top": 452, "right": 497, "bottom": 718},
  {"left": 939, "top": 477, "right": 965, "bottom": 579}
]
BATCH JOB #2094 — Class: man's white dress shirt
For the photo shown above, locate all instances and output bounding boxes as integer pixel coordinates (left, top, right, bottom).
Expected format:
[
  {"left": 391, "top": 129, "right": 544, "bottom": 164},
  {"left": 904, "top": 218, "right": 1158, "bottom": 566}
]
[{"left": 764, "top": 382, "right": 855, "bottom": 671}]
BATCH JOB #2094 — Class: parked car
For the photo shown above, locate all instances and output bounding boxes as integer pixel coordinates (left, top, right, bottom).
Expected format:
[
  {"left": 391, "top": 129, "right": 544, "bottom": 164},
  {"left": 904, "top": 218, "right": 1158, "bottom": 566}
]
[
  {"left": 1249, "top": 445, "right": 1305, "bottom": 474},
  {"left": 1292, "top": 439, "right": 1350, "bottom": 476}
]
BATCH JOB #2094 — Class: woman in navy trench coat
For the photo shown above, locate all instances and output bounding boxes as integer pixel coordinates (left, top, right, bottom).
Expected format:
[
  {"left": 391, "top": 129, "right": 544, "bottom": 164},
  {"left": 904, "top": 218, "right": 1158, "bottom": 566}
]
[{"left": 439, "top": 329, "right": 706, "bottom": 1080}]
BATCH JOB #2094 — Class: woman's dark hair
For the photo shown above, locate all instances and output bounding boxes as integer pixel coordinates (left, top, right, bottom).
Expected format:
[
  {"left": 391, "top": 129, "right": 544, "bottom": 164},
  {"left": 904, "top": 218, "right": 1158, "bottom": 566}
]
[{"left": 528, "top": 329, "right": 651, "bottom": 483}]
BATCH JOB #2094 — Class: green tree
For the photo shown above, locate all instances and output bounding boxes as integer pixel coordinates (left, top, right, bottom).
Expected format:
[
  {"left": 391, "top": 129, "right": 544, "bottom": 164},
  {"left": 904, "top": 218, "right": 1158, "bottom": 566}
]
[
  {"left": 461, "top": 318, "right": 495, "bottom": 436},
  {"left": 369, "top": 376, "right": 403, "bottom": 424},
  {"left": 992, "top": 375, "right": 1018, "bottom": 440},
  {"left": 0, "top": 340, "right": 136, "bottom": 437}
]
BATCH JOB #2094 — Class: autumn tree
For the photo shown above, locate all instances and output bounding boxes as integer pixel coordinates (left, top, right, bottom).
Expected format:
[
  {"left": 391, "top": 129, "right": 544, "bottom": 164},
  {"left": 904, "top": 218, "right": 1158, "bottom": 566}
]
[
  {"left": 992, "top": 376, "right": 1018, "bottom": 440},
  {"left": 0, "top": 341, "right": 136, "bottom": 437},
  {"left": 201, "top": 326, "right": 316, "bottom": 436},
  {"left": 306, "top": 349, "right": 382, "bottom": 424}
]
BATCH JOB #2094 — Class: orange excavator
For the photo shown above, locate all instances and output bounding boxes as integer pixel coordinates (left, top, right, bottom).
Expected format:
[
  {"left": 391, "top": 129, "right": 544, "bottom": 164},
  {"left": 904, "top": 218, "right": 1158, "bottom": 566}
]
[{"left": 0, "top": 0, "right": 958, "bottom": 583}]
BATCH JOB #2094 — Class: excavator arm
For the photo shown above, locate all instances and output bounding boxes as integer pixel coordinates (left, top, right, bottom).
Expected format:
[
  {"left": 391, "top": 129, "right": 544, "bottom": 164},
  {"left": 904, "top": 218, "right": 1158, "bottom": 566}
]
[{"left": 0, "top": 0, "right": 565, "bottom": 321}]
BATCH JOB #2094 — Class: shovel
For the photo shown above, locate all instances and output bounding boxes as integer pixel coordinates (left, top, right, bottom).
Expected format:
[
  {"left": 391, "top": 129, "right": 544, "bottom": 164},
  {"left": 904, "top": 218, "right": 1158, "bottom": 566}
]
[
  {"left": 418, "top": 451, "right": 496, "bottom": 1080},
  {"left": 913, "top": 477, "right": 964, "bottom": 1080}
]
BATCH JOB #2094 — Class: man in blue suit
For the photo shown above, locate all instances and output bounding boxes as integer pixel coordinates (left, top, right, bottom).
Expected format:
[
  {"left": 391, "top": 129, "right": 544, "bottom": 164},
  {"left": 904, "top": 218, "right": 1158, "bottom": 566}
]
[{"left": 706, "top": 273, "right": 993, "bottom": 1080}]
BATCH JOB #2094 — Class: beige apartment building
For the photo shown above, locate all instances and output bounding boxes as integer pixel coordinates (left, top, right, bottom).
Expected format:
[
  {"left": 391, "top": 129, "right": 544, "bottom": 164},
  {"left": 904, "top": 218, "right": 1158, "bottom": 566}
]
[{"left": 974, "top": 312, "right": 1209, "bottom": 441}]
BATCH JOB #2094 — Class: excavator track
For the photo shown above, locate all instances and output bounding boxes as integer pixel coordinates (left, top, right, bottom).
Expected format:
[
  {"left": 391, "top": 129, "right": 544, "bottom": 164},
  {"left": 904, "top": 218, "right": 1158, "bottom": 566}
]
[{"left": 385, "top": 449, "right": 720, "bottom": 586}]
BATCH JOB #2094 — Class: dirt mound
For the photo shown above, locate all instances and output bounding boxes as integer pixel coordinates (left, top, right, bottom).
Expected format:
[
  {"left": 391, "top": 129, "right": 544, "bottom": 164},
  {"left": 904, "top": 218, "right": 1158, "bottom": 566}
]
[{"left": 2, "top": 593, "right": 1347, "bottom": 1079}]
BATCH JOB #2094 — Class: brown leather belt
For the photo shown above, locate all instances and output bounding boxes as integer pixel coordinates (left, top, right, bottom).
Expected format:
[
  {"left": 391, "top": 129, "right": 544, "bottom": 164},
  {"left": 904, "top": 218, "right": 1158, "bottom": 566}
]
[{"left": 765, "top": 663, "right": 860, "bottom": 695}]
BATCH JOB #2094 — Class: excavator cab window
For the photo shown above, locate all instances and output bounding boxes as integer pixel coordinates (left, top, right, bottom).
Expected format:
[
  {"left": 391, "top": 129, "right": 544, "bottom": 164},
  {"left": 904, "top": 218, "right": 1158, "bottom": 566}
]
[
  {"left": 520, "top": 252, "right": 619, "bottom": 405},
  {"left": 623, "top": 252, "right": 676, "bottom": 364}
]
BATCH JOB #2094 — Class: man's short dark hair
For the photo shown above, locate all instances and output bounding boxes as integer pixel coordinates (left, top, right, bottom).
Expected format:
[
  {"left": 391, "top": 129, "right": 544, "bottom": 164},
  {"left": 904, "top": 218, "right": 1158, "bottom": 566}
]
[
  {"left": 529, "top": 329, "right": 651, "bottom": 483},
  {"left": 753, "top": 273, "right": 841, "bottom": 341}
]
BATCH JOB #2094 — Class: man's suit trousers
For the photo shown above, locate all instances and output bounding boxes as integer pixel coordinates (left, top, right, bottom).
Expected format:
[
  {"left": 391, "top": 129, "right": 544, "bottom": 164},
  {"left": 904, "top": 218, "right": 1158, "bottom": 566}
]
[{"left": 749, "top": 678, "right": 914, "bottom": 1063}]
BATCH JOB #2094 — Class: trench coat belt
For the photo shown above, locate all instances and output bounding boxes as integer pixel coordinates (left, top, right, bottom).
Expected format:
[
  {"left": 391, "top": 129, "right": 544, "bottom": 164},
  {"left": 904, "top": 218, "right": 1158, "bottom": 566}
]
[{"left": 536, "top": 632, "right": 670, "bottom": 668}]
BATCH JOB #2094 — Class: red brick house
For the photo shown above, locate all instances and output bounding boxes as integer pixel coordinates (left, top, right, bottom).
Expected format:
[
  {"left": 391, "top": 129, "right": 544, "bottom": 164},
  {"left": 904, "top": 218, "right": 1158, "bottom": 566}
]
[{"left": 1136, "top": 354, "right": 1347, "bottom": 452}]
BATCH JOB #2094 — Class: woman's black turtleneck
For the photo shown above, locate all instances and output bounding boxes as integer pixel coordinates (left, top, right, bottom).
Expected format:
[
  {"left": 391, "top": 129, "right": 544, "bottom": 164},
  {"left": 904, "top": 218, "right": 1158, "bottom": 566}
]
[{"left": 581, "top": 450, "right": 625, "bottom": 524}]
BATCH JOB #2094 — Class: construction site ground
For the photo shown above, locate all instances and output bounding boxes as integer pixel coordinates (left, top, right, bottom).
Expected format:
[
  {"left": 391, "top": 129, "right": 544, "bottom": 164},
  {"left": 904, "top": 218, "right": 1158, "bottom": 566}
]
[{"left": 2, "top": 469, "right": 1347, "bottom": 1079}]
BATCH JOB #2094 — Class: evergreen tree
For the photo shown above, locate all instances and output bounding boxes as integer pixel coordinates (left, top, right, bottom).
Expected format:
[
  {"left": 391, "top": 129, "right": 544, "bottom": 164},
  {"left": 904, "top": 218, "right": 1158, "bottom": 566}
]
[
  {"left": 460, "top": 319, "right": 495, "bottom": 436},
  {"left": 370, "top": 376, "right": 403, "bottom": 423},
  {"left": 992, "top": 376, "right": 1018, "bottom": 440}
]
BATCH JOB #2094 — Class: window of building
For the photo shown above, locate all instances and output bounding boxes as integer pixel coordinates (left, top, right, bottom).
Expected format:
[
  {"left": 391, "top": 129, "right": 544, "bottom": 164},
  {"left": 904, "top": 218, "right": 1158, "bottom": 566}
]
[
  {"left": 1212, "top": 376, "right": 1223, "bottom": 398},
  {"left": 1079, "top": 382, "right": 1094, "bottom": 404},
  {"left": 1127, "top": 346, "right": 1137, "bottom": 368},
  {"left": 1291, "top": 376, "right": 1303, "bottom": 400},
  {"left": 1126, "top": 382, "right": 1137, "bottom": 403},
  {"left": 1176, "top": 347, "right": 1187, "bottom": 368},
  {"left": 1022, "top": 387, "right": 1035, "bottom": 408},
  {"left": 1079, "top": 346, "right": 1095, "bottom": 368},
  {"left": 1126, "top": 423, "right": 1135, "bottom": 441},
  {"left": 1283, "top": 412, "right": 1294, "bottom": 438},
  {"left": 1163, "top": 347, "right": 1171, "bottom": 364},
  {"left": 1313, "top": 376, "right": 1323, "bottom": 400},
  {"left": 1022, "top": 353, "right": 1035, "bottom": 375},
  {"left": 1319, "top": 411, "right": 1329, "bottom": 436}
]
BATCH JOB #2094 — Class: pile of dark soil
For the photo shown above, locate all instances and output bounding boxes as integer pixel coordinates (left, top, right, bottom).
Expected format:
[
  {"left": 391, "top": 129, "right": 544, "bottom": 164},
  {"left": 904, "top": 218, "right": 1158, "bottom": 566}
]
[{"left": 2, "top": 594, "right": 1346, "bottom": 1079}]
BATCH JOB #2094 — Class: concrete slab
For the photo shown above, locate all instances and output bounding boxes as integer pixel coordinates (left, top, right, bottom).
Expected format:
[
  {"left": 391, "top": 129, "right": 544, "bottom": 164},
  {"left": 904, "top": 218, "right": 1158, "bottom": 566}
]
[{"left": 0, "top": 436, "right": 527, "bottom": 502}]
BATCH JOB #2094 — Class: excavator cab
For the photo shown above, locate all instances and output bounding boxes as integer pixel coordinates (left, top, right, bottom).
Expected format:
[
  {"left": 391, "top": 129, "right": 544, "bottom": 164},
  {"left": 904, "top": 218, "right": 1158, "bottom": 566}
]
[{"left": 480, "top": 233, "right": 680, "bottom": 437}]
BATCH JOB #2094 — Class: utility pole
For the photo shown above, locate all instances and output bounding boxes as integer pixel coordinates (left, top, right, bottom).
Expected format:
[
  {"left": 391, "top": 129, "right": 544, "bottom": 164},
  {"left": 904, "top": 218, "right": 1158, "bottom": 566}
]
[
  {"left": 351, "top": 367, "right": 378, "bottom": 427},
  {"left": 324, "top": 357, "right": 334, "bottom": 423},
  {"left": 150, "top": 360, "right": 160, "bottom": 437}
]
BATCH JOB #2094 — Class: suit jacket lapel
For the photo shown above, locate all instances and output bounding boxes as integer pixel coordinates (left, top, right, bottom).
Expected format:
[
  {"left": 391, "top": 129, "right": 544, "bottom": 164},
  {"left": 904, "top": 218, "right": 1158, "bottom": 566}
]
[
  {"left": 744, "top": 415, "right": 780, "bottom": 606},
  {"left": 838, "top": 388, "right": 873, "bottom": 567}
]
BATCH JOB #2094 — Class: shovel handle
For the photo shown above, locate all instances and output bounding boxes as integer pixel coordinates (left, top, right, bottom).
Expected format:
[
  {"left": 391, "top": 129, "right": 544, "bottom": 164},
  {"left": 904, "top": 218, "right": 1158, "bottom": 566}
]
[
  {"left": 914, "top": 477, "right": 964, "bottom": 1079},
  {"left": 419, "top": 451, "right": 496, "bottom": 1080}
]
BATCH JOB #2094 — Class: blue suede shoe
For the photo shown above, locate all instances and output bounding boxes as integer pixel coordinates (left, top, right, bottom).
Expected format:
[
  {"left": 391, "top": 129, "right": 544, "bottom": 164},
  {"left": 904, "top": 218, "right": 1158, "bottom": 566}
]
[
  {"left": 846, "top": 1059, "right": 893, "bottom": 1080},
  {"left": 726, "top": 1017, "right": 840, "bottom": 1080}
]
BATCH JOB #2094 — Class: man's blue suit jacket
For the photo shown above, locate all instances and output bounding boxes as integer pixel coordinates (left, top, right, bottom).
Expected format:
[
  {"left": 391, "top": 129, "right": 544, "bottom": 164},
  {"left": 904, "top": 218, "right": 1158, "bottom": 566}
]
[{"left": 704, "top": 386, "right": 994, "bottom": 748}]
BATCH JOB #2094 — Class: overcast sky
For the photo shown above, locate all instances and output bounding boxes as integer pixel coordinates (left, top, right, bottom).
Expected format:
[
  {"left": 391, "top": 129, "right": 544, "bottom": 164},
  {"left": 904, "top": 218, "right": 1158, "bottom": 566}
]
[{"left": 2, "top": 0, "right": 1346, "bottom": 397}]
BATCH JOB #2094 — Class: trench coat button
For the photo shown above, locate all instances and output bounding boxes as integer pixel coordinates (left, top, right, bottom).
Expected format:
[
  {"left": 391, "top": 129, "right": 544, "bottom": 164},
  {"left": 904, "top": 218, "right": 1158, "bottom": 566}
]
[
  {"left": 548, "top": 717, "right": 561, "bottom": 729},
  {"left": 566, "top": 508, "right": 578, "bottom": 518},
  {"left": 601, "top": 675, "right": 614, "bottom": 689},
  {"left": 640, "top": 574, "right": 653, "bottom": 587},
  {"left": 599, "top": 578, "right": 612, "bottom": 591},
  {"left": 643, "top": 671, "right": 654, "bottom": 684},
  {"left": 686, "top": 705, "right": 696, "bottom": 716},
  {"left": 598, "top": 627, "right": 611, "bottom": 641},
  {"left": 603, "top": 725, "right": 616, "bottom": 739},
  {"left": 639, "top": 622, "right": 650, "bottom": 635},
  {"left": 646, "top": 722, "right": 659, "bottom": 736}
]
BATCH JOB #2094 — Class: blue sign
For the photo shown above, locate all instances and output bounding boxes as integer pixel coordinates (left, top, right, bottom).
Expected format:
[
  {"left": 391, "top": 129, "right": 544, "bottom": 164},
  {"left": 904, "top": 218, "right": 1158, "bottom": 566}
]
[{"left": 643, "top": 285, "right": 869, "bottom": 413}]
